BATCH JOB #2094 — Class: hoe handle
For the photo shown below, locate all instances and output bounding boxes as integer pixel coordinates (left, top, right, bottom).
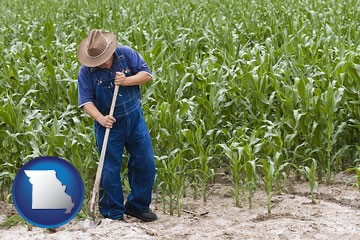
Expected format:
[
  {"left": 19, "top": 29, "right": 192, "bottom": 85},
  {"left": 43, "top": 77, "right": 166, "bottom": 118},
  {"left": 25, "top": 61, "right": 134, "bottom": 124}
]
[{"left": 90, "top": 84, "right": 120, "bottom": 215}]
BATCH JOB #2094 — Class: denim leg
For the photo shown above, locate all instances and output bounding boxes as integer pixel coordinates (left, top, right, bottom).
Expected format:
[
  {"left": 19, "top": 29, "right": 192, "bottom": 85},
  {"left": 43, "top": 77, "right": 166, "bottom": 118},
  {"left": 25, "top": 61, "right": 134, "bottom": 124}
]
[
  {"left": 95, "top": 124, "right": 125, "bottom": 219},
  {"left": 125, "top": 108, "right": 156, "bottom": 212}
]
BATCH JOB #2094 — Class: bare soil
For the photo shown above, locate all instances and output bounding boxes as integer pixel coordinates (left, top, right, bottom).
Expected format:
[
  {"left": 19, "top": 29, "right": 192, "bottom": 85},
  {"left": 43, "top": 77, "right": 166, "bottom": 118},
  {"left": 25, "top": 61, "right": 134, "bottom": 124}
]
[{"left": 0, "top": 172, "right": 359, "bottom": 240}]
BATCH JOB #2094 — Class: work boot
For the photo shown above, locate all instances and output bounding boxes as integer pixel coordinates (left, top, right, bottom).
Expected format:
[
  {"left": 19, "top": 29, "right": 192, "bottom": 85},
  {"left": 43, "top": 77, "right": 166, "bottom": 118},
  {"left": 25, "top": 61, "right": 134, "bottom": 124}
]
[{"left": 124, "top": 202, "right": 157, "bottom": 222}]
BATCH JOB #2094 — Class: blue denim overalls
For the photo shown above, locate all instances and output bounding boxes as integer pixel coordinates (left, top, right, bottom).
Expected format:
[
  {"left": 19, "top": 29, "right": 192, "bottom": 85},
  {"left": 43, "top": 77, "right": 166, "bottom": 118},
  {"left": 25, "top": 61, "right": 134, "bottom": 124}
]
[{"left": 92, "top": 48, "right": 155, "bottom": 219}]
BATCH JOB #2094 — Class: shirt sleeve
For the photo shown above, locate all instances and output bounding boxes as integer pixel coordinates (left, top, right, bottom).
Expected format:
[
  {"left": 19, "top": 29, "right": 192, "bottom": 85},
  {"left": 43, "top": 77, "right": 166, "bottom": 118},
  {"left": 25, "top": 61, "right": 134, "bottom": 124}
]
[
  {"left": 77, "top": 66, "right": 95, "bottom": 108},
  {"left": 123, "top": 46, "right": 152, "bottom": 76}
]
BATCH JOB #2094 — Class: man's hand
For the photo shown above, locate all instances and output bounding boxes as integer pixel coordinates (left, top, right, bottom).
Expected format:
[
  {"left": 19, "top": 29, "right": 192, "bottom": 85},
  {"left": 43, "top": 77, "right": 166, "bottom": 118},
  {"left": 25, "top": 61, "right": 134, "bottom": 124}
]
[
  {"left": 99, "top": 115, "right": 116, "bottom": 128},
  {"left": 115, "top": 72, "right": 127, "bottom": 86},
  {"left": 83, "top": 103, "right": 116, "bottom": 128}
]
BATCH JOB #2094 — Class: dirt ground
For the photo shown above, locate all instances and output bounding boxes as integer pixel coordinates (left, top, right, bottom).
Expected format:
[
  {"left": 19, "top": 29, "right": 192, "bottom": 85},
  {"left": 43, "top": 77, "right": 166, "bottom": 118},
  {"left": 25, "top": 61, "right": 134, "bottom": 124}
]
[{"left": 0, "top": 172, "right": 359, "bottom": 240}]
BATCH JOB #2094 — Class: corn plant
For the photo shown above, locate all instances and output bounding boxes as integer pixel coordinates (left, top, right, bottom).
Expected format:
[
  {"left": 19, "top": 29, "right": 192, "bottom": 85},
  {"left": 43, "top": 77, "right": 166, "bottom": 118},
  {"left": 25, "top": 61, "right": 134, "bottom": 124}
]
[
  {"left": 356, "top": 167, "right": 360, "bottom": 192},
  {"left": 242, "top": 131, "right": 262, "bottom": 209},
  {"left": 219, "top": 143, "right": 245, "bottom": 208},
  {"left": 300, "top": 158, "right": 318, "bottom": 203},
  {"left": 182, "top": 123, "right": 216, "bottom": 202},
  {"left": 345, "top": 164, "right": 360, "bottom": 192},
  {"left": 321, "top": 83, "right": 345, "bottom": 183},
  {"left": 261, "top": 158, "right": 275, "bottom": 214},
  {"left": 156, "top": 149, "right": 188, "bottom": 216},
  {"left": 244, "top": 159, "right": 257, "bottom": 209}
]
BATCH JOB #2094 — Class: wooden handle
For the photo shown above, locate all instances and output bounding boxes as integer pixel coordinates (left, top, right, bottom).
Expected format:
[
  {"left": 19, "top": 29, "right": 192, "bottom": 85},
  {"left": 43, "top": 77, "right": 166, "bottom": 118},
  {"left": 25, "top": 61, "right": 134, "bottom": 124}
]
[{"left": 90, "top": 84, "right": 120, "bottom": 214}]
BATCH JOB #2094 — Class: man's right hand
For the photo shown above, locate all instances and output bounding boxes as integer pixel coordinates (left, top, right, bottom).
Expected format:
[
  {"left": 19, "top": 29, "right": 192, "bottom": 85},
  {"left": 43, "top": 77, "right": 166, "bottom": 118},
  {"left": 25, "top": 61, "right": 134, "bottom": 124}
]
[
  {"left": 83, "top": 103, "right": 117, "bottom": 128},
  {"left": 99, "top": 115, "right": 116, "bottom": 128}
]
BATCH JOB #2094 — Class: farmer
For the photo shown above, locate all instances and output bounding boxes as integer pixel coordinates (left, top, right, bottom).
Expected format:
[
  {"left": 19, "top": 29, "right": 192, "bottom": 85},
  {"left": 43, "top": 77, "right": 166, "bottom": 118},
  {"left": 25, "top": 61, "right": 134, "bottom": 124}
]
[{"left": 76, "top": 29, "right": 157, "bottom": 222}]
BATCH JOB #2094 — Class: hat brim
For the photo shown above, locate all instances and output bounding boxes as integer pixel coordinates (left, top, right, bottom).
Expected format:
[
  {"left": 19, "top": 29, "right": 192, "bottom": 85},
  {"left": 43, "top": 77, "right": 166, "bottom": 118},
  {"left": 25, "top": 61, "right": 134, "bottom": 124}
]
[{"left": 77, "top": 32, "right": 117, "bottom": 67}]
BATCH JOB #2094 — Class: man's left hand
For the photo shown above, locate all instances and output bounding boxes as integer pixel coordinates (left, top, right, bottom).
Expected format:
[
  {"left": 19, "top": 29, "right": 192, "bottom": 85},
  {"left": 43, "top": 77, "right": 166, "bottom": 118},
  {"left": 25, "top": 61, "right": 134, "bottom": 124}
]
[{"left": 115, "top": 72, "right": 127, "bottom": 86}]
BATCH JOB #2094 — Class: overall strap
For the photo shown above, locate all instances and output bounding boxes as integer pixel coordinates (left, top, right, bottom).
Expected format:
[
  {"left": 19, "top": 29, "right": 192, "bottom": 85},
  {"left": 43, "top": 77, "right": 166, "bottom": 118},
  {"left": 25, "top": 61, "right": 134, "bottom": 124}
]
[
  {"left": 114, "top": 46, "right": 141, "bottom": 100},
  {"left": 115, "top": 47, "right": 129, "bottom": 75}
]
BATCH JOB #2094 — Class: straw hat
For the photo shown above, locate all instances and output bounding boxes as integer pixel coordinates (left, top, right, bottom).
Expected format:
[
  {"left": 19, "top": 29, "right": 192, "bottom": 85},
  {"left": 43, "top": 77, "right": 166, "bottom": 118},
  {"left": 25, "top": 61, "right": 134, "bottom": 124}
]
[{"left": 77, "top": 29, "right": 117, "bottom": 67}]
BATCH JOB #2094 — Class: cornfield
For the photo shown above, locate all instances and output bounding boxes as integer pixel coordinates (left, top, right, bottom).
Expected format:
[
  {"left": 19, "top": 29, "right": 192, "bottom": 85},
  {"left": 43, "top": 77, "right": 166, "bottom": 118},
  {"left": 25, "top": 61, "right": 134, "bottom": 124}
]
[{"left": 0, "top": 0, "right": 359, "bottom": 217}]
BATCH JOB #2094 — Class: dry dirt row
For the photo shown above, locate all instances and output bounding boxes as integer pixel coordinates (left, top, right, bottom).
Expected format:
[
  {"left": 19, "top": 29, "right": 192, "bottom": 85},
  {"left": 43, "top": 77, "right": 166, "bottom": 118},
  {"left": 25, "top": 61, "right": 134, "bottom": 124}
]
[{"left": 0, "top": 173, "right": 359, "bottom": 239}]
